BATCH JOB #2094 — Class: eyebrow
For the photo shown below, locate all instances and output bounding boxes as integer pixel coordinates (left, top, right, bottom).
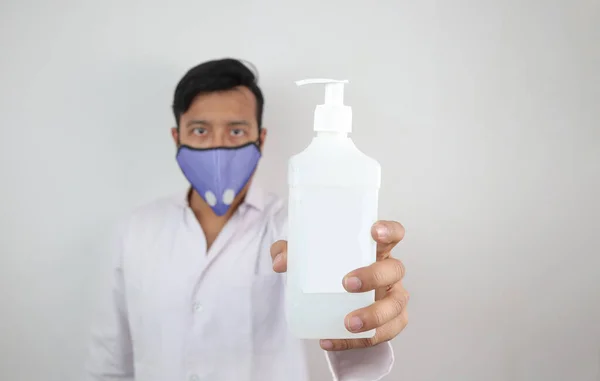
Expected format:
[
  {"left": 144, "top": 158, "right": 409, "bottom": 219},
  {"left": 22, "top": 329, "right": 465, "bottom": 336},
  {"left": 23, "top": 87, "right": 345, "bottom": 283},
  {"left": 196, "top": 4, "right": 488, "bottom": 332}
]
[
  {"left": 185, "top": 119, "right": 251, "bottom": 128},
  {"left": 227, "top": 120, "right": 250, "bottom": 127},
  {"left": 186, "top": 120, "right": 210, "bottom": 127}
]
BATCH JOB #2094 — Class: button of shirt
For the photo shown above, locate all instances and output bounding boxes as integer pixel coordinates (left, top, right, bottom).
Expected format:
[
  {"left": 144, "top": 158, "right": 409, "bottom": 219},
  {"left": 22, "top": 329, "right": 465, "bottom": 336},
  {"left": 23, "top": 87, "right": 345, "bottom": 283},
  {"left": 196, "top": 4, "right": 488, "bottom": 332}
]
[{"left": 193, "top": 302, "right": 203, "bottom": 312}]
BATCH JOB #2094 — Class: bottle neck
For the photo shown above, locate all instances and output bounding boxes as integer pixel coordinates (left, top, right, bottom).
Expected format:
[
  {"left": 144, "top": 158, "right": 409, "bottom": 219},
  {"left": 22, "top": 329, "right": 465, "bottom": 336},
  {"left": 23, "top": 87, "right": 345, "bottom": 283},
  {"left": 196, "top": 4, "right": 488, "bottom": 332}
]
[{"left": 316, "top": 131, "right": 348, "bottom": 138}]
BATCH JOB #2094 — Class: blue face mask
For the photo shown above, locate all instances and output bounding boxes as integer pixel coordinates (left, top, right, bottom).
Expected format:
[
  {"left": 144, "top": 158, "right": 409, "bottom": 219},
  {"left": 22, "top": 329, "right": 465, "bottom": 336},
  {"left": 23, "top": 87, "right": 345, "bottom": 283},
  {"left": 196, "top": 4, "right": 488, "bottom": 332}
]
[{"left": 176, "top": 141, "right": 262, "bottom": 216}]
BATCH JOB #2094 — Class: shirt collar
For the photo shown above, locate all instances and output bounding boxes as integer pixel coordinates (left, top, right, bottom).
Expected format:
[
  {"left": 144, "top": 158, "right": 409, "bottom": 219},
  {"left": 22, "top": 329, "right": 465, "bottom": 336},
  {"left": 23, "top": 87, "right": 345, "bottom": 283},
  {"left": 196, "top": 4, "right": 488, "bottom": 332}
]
[{"left": 242, "top": 181, "right": 265, "bottom": 211}]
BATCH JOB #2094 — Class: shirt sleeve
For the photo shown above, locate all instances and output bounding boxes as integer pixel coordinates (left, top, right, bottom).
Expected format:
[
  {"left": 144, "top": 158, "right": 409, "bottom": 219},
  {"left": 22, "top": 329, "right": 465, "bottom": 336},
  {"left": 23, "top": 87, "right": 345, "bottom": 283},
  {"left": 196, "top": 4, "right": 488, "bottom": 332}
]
[
  {"left": 274, "top": 208, "right": 395, "bottom": 381},
  {"left": 84, "top": 222, "right": 135, "bottom": 381},
  {"left": 324, "top": 343, "right": 394, "bottom": 381}
]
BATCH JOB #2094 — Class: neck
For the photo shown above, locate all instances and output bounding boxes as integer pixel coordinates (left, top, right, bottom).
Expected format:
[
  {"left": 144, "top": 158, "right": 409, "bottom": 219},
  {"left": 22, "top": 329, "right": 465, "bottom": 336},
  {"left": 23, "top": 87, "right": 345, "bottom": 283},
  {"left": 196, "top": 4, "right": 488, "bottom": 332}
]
[{"left": 188, "top": 185, "right": 248, "bottom": 250}]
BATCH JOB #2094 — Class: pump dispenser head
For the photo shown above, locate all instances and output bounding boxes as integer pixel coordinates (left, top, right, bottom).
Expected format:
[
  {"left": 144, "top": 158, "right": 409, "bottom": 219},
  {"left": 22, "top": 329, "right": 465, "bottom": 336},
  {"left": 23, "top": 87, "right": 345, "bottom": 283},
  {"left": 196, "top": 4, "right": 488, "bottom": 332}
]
[{"left": 296, "top": 78, "right": 352, "bottom": 134}]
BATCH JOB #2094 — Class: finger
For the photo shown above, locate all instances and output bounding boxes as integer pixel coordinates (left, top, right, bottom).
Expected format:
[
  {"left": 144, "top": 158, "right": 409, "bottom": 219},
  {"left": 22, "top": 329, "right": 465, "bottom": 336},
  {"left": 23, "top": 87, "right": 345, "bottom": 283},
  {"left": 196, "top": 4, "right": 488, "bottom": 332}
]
[
  {"left": 344, "top": 287, "right": 409, "bottom": 333},
  {"left": 372, "top": 220, "right": 405, "bottom": 259},
  {"left": 320, "top": 312, "right": 408, "bottom": 351},
  {"left": 270, "top": 240, "right": 287, "bottom": 273},
  {"left": 343, "top": 258, "right": 406, "bottom": 292}
]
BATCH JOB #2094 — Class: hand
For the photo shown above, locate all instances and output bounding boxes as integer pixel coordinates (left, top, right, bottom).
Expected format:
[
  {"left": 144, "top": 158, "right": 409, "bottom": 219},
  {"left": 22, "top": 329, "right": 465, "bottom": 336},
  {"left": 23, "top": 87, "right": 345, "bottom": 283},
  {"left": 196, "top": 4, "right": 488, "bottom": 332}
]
[{"left": 270, "top": 220, "right": 408, "bottom": 351}]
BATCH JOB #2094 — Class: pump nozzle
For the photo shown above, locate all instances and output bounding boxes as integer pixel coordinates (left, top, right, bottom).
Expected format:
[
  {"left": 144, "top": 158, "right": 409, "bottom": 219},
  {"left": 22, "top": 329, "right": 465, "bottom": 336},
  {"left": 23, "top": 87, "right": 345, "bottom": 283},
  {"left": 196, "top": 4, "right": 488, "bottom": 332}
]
[
  {"left": 295, "top": 79, "right": 349, "bottom": 106},
  {"left": 296, "top": 78, "right": 352, "bottom": 133}
]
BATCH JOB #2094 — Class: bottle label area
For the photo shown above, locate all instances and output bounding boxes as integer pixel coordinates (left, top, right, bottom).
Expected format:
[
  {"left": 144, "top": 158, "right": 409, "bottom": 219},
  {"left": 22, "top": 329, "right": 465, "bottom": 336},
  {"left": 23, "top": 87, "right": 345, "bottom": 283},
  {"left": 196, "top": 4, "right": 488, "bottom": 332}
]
[{"left": 288, "top": 187, "right": 378, "bottom": 294}]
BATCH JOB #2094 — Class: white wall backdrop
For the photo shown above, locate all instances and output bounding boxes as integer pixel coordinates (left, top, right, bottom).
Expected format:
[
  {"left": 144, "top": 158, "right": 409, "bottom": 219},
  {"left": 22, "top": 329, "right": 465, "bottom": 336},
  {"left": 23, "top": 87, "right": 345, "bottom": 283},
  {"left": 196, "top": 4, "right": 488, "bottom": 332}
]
[{"left": 1, "top": 0, "right": 599, "bottom": 380}]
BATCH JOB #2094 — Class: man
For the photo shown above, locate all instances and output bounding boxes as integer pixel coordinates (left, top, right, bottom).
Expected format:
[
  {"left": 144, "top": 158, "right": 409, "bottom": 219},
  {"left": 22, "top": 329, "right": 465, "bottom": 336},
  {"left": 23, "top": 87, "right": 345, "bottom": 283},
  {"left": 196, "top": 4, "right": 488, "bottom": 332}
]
[{"left": 85, "top": 58, "right": 409, "bottom": 381}]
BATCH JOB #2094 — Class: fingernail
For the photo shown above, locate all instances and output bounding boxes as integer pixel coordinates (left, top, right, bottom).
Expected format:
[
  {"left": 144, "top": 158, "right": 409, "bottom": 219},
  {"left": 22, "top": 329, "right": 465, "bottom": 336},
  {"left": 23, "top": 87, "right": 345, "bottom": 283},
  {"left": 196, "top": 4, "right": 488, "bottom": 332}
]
[
  {"left": 273, "top": 253, "right": 283, "bottom": 265},
  {"left": 376, "top": 224, "right": 389, "bottom": 240},
  {"left": 344, "top": 276, "right": 362, "bottom": 292},
  {"left": 320, "top": 340, "right": 333, "bottom": 350},
  {"left": 347, "top": 316, "right": 363, "bottom": 332}
]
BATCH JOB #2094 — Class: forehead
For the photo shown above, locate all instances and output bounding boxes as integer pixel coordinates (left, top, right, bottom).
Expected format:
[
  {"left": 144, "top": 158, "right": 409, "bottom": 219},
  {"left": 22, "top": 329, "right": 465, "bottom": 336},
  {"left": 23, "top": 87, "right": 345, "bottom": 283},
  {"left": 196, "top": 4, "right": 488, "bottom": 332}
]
[{"left": 182, "top": 86, "right": 257, "bottom": 122}]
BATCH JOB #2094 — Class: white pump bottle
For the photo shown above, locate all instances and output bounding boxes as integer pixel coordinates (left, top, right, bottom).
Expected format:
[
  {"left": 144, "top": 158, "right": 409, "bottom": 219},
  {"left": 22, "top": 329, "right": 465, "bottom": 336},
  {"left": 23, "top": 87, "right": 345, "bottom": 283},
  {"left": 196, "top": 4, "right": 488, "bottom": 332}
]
[{"left": 286, "top": 78, "right": 381, "bottom": 339}]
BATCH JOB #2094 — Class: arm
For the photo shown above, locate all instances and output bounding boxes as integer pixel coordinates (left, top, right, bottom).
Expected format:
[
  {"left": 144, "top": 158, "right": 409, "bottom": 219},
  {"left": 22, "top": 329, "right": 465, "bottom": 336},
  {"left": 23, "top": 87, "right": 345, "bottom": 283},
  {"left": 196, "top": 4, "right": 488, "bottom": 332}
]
[{"left": 84, "top": 224, "right": 134, "bottom": 381}]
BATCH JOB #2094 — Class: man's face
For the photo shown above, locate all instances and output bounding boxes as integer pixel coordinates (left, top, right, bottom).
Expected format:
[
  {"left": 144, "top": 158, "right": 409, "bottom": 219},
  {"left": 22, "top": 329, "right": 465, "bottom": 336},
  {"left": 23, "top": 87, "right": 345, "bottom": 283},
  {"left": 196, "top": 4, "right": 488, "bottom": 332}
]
[{"left": 172, "top": 86, "right": 266, "bottom": 149}]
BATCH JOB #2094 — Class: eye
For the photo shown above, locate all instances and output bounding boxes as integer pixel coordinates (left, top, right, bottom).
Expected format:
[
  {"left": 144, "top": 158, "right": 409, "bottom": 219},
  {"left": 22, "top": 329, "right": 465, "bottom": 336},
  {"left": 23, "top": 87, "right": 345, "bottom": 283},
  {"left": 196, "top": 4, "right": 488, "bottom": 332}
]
[
  {"left": 192, "top": 128, "right": 207, "bottom": 136},
  {"left": 230, "top": 128, "right": 246, "bottom": 137}
]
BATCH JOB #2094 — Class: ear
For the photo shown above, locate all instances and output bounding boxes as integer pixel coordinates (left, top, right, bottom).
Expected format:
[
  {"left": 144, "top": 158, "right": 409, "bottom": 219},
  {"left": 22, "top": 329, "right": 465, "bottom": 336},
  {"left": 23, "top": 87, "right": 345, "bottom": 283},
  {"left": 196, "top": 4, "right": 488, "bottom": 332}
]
[
  {"left": 171, "top": 127, "right": 179, "bottom": 147},
  {"left": 259, "top": 128, "right": 267, "bottom": 151}
]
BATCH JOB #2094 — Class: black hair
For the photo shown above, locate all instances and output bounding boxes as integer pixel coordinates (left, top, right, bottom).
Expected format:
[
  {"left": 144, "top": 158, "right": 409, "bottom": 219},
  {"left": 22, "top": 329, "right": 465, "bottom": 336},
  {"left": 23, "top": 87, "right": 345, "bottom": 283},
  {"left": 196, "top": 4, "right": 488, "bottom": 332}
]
[{"left": 172, "top": 58, "right": 264, "bottom": 129}]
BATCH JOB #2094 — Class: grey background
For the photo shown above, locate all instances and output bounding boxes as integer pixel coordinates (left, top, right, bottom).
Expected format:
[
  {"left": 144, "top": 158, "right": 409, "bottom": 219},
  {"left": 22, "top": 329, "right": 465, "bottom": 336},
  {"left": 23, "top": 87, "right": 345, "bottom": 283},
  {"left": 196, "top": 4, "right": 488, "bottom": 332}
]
[{"left": 1, "top": 0, "right": 599, "bottom": 380}]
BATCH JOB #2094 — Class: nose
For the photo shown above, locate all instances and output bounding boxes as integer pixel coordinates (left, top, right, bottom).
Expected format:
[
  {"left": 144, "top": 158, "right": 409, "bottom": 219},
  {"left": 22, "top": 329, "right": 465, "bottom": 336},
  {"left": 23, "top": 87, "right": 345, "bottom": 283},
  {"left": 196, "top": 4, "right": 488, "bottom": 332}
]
[{"left": 212, "top": 128, "right": 226, "bottom": 147}]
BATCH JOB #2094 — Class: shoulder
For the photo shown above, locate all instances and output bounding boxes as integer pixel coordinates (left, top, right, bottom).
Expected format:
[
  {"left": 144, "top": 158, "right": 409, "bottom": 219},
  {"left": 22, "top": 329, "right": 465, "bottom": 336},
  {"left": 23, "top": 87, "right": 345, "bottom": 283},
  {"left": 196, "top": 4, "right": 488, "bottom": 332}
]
[
  {"left": 256, "top": 188, "right": 288, "bottom": 241},
  {"left": 109, "top": 193, "right": 187, "bottom": 269},
  {"left": 263, "top": 191, "right": 286, "bottom": 218},
  {"left": 249, "top": 183, "right": 286, "bottom": 220},
  {"left": 117, "top": 193, "right": 186, "bottom": 239},
  {"left": 130, "top": 193, "right": 184, "bottom": 220}
]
